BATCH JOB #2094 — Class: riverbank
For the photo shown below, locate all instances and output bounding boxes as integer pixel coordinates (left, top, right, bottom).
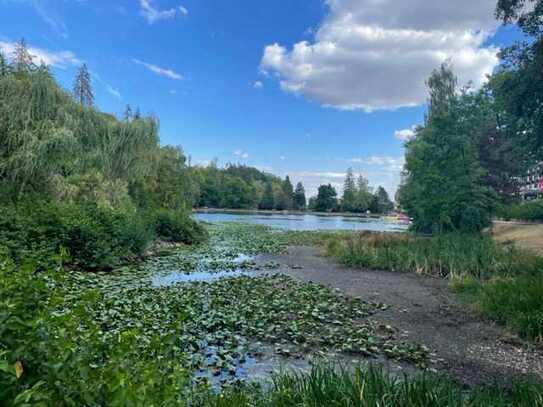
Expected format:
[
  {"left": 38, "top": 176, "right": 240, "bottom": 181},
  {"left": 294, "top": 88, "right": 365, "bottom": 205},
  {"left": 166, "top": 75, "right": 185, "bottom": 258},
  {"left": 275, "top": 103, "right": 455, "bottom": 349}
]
[{"left": 492, "top": 221, "right": 543, "bottom": 255}]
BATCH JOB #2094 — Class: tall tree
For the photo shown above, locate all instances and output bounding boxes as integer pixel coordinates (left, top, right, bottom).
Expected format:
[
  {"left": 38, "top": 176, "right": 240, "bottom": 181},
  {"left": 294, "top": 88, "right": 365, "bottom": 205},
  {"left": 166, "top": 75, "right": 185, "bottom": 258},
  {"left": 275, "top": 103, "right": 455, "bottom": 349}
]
[
  {"left": 293, "top": 182, "right": 306, "bottom": 210},
  {"left": 400, "top": 64, "right": 496, "bottom": 233},
  {"left": 374, "top": 186, "right": 394, "bottom": 214},
  {"left": 355, "top": 174, "right": 373, "bottom": 212},
  {"left": 123, "top": 104, "right": 133, "bottom": 122},
  {"left": 0, "top": 52, "right": 10, "bottom": 77},
  {"left": 12, "top": 38, "right": 33, "bottom": 73},
  {"left": 314, "top": 184, "right": 338, "bottom": 212},
  {"left": 260, "top": 182, "right": 275, "bottom": 210},
  {"left": 276, "top": 175, "right": 294, "bottom": 210},
  {"left": 342, "top": 167, "right": 357, "bottom": 212},
  {"left": 73, "top": 63, "right": 94, "bottom": 106}
]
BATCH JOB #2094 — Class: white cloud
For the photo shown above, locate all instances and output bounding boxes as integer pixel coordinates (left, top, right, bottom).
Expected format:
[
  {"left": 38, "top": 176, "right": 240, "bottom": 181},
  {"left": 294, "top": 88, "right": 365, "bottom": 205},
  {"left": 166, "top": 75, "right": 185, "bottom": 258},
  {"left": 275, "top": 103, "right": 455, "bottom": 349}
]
[
  {"left": 234, "top": 150, "right": 249, "bottom": 159},
  {"left": 139, "top": 0, "right": 185, "bottom": 24},
  {"left": 261, "top": 0, "right": 499, "bottom": 111},
  {"left": 0, "top": 40, "right": 81, "bottom": 68},
  {"left": 106, "top": 84, "right": 122, "bottom": 100},
  {"left": 253, "top": 80, "right": 264, "bottom": 89},
  {"left": 132, "top": 58, "right": 183, "bottom": 80},
  {"left": 394, "top": 127, "right": 417, "bottom": 142}
]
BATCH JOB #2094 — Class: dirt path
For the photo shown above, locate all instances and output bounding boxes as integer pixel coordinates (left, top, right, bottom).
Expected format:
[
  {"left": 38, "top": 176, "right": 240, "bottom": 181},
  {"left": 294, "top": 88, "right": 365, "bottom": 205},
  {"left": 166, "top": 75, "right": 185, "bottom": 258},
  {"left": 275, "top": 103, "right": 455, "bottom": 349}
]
[{"left": 258, "top": 246, "right": 543, "bottom": 386}]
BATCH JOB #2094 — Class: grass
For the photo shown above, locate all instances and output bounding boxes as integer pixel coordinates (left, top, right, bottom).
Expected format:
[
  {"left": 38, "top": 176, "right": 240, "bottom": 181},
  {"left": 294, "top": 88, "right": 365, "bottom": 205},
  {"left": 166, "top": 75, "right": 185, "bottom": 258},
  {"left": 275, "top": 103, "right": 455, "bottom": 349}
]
[
  {"left": 492, "top": 222, "right": 543, "bottom": 256},
  {"left": 323, "top": 231, "right": 542, "bottom": 279},
  {"left": 323, "top": 230, "right": 543, "bottom": 342},
  {"left": 213, "top": 364, "right": 543, "bottom": 407}
]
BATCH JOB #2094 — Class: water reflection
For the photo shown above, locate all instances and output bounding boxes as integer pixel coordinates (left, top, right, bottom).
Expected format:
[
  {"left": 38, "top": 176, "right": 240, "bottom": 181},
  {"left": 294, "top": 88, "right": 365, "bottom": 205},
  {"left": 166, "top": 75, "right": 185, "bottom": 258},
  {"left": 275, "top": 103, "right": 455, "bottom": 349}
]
[{"left": 152, "top": 269, "right": 255, "bottom": 286}]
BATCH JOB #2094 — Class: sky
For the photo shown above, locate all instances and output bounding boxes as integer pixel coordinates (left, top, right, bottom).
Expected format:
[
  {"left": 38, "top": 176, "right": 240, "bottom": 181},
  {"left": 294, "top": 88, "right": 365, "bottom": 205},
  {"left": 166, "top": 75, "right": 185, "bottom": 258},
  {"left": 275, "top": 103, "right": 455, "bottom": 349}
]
[{"left": 0, "top": 0, "right": 524, "bottom": 198}]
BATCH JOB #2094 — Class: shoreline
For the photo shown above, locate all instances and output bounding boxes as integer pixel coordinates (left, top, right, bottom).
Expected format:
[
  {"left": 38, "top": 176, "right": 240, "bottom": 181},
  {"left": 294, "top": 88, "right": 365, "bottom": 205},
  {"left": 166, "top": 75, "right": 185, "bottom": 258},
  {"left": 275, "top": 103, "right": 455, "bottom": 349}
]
[{"left": 193, "top": 207, "right": 392, "bottom": 219}]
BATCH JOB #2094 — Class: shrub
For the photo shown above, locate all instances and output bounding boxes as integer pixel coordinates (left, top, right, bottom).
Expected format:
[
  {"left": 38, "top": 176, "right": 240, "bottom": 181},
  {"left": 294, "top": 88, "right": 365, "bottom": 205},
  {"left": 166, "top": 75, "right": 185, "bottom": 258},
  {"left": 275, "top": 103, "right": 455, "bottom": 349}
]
[
  {"left": 152, "top": 208, "right": 208, "bottom": 244},
  {"left": 498, "top": 200, "right": 543, "bottom": 222},
  {"left": 0, "top": 201, "right": 154, "bottom": 270}
]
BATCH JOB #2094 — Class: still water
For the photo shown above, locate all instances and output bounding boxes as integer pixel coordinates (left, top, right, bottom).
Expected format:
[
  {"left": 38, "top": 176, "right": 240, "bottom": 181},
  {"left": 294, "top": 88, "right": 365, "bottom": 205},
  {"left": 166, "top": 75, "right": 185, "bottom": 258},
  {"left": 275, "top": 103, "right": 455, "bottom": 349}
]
[{"left": 194, "top": 211, "right": 408, "bottom": 232}]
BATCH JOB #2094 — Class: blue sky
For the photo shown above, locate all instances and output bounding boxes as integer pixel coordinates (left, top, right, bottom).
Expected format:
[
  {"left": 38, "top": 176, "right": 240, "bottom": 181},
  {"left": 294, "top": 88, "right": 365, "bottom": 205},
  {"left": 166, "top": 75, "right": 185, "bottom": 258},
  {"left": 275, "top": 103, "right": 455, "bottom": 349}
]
[{"left": 0, "top": 0, "right": 522, "bottom": 197}]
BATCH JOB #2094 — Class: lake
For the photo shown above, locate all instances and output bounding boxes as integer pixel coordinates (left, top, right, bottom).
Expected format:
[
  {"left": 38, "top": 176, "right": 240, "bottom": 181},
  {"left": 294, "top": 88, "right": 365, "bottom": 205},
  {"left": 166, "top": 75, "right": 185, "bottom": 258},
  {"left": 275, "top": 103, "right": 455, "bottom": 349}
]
[{"left": 194, "top": 211, "right": 408, "bottom": 232}]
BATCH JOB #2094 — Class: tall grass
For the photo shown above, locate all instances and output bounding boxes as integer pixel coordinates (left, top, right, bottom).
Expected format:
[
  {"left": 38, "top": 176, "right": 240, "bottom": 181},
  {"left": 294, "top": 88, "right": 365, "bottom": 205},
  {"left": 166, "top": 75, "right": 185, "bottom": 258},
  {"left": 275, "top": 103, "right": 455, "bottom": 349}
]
[
  {"left": 325, "top": 232, "right": 542, "bottom": 279},
  {"left": 214, "top": 364, "right": 543, "bottom": 407}
]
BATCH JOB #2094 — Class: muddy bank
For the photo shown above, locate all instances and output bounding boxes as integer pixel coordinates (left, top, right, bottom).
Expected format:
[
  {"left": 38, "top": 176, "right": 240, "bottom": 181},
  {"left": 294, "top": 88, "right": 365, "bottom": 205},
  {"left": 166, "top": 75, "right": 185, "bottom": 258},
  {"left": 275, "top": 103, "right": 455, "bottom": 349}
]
[{"left": 258, "top": 245, "right": 543, "bottom": 387}]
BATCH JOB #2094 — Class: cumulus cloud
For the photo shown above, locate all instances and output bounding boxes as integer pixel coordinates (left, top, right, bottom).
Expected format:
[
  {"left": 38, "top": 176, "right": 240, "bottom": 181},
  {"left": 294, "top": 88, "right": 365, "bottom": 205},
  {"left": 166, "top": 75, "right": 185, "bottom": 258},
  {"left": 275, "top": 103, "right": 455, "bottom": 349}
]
[
  {"left": 253, "top": 80, "right": 264, "bottom": 89},
  {"left": 139, "top": 0, "right": 185, "bottom": 24},
  {"left": 394, "top": 127, "right": 417, "bottom": 142},
  {"left": 132, "top": 58, "right": 183, "bottom": 80},
  {"left": 260, "top": 0, "right": 500, "bottom": 111},
  {"left": 0, "top": 40, "right": 80, "bottom": 68},
  {"left": 234, "top": 150, "right": 249, "bottom": 159}
]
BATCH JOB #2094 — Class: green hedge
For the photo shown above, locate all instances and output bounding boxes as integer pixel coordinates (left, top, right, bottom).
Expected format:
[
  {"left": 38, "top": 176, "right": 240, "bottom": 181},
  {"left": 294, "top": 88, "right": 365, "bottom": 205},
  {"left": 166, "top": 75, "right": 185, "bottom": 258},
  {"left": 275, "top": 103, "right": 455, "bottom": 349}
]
[
  {"left": 498, "top": 200, "right": 543, "bottom": 222},
  {"left": 151, "top": 208, "right": 208, "bottom": 244}
]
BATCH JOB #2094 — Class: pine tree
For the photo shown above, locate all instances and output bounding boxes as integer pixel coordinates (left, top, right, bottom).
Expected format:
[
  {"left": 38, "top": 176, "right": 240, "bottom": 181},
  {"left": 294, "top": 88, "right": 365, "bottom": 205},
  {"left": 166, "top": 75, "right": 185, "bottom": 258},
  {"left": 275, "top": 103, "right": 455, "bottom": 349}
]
[
  {"left": 73, "top": 63, "right": 94, "bottom": 106},
  {"left": 123, "top": 104, "right": 133, "bottom": 122},
  {"left": 260, "top": 182, "right": 275, "bottom": 210},
  {"left": 276, "top": 176, "right": 294, "bottom": 210},
  {"left": 342, "top": 167, "right": 357, "bottom": 212},
  {"left": 12, "top": 38, "right": 34, "bottom": 73},
  {"left": 0, "top": 51, "right": 10, "bottom": 77},
  {"left": 293, "top": 182, "right": 306, "bottom": 210}
]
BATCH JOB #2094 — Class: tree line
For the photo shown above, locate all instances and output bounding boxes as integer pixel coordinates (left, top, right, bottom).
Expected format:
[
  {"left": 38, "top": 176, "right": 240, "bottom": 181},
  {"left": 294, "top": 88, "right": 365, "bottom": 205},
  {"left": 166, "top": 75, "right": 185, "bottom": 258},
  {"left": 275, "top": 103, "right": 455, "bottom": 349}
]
[{"left": 397, "top": 1, "right": 543, "bottom": 233}]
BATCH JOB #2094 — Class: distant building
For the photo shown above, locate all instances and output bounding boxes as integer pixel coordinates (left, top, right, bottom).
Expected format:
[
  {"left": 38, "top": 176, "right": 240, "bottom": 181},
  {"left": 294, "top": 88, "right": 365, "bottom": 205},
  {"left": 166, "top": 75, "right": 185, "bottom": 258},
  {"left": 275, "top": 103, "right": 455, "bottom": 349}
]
[{"left": 517, "top": 162, "right": 543, "bottom": 201}]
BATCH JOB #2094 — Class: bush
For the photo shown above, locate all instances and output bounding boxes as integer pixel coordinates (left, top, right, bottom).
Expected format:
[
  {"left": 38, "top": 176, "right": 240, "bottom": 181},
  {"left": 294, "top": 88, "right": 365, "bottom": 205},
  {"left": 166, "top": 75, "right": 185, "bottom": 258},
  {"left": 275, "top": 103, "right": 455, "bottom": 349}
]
[
  {"left": 0, "top": 201, "right": 154, "bottom": 270},
  {"left": 152, "top": 209, "right": 208, "bottom": 244},
  {"left": 498, "top": 200, "right": 543, "bottom": 222}
]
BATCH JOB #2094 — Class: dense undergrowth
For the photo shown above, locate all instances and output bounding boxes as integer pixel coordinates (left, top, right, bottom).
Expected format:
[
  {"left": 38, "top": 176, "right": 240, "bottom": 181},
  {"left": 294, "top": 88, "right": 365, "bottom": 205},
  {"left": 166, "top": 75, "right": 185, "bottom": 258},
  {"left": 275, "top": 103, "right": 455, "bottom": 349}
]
[{"left": 0, "top": 201, "right": 207, "bottom": 271}]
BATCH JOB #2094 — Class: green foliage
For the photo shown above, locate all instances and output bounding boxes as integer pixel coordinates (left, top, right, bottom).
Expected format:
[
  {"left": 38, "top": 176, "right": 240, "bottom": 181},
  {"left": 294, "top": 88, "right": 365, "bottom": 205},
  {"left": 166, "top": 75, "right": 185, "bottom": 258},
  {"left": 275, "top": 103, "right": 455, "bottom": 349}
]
[
  {"left": 259, "top": 182, "right": 275, "bottom": 210},
  {"left": 324, "top": 232, "right": 542, "bottom": 279},
  {"left": 314, "top": 184, "right": 338, "bottom": 212},
  {"left": 259, "top": 364, "right": 543, "bottom": 407},
  {"left": 478, "top": 275, "right": 543, "bottom": 342},
  {"left": 498, "top": 200, "right": 543, "bottom": 221},
  {"left": 293, "top": 182, "right": 307, "bottom": 210},
  {"left": 152, "top": 208, "right": 208, "bottom": 244},
  {"left": 0, "top": 201, "right": 153, "bottom": 270},
  {"left": 400, "top": 65, "right": 496, "bottom": 233}
]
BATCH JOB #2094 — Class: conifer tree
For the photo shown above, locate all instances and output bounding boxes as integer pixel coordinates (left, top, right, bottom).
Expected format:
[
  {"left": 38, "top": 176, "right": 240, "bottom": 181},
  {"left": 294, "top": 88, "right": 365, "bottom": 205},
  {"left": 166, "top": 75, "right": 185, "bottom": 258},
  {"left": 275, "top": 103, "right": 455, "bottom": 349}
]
[
  {"left": 342, "top": 167, "right": 357, "bottom": 211},
  {"left": 0, "top": 52, "right": 10, "bottom": 77},
  {"left": 293, "top": 182, "right": 306, "bottom": 210},
  {"left": 123, "top": 104, "right": 133, "bottom": 122},
  {"left": 73, "top": 63, "right": 94, "bottom": 106},
  {"left": 12, "top": 38, "right": 34, "bottom": 73},
  {"left": 260, "top": 182, "right": 275, "bottom": 210}
]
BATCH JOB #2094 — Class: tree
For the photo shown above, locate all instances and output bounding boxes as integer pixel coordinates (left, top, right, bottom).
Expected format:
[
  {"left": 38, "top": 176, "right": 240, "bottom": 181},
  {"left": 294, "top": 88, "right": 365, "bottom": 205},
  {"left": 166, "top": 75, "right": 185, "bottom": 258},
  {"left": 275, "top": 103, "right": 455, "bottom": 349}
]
[
  {"left": 0, "top": 52, "right": 10, "bottom": 77},
  {"left": 355, "top": 174, "right": 373, "bottom": 212},
  {"left": 276, "top": 176, "right": 294, "bottom": 210},
  {"left": 123, "top": 105, "right": 133, "bottom": 122},
  {"left": 314, "top": 184, "right": 338, "bottom": 212},
  {"left": 374, "top": 186, "right": 394, "bottom": 214},
  {"left": 342, "top": 168, "right": 357, "bottom": 212},
  {"left": 400, "top": 64, "right": 496, "bottom": 233},
  {"left": 12, "top": 38, "right": 34, "bottom": 74},
  {"left": 260, "top": 182, "right": 275, "bottom": 210},
  {"left": 492, "top": 0, "right": 543, "bottom": 164},
  {"left": 293, "top": 182, "right": 306, "bottom": 210},
  {"left": 73, "top": 63, "right": 94, "bottom": 106}
]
